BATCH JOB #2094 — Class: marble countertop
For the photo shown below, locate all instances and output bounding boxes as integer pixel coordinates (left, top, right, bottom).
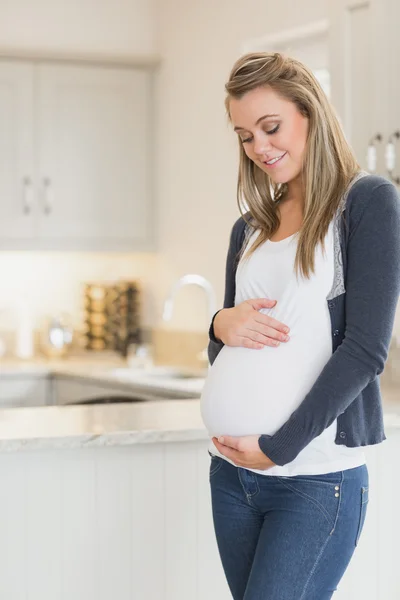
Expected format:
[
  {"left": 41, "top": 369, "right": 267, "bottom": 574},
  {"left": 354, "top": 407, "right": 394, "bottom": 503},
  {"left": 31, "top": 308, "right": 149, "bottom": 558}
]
[{"left": 0, "top": 398, "right": 208, "bottom": 452}]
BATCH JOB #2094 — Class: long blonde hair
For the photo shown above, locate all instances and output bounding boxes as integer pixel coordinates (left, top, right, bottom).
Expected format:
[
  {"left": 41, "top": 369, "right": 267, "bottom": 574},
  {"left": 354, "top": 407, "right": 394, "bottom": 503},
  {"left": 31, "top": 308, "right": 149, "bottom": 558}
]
[{"left": 225, "top": 52, "right": 359, "bottom": 277}]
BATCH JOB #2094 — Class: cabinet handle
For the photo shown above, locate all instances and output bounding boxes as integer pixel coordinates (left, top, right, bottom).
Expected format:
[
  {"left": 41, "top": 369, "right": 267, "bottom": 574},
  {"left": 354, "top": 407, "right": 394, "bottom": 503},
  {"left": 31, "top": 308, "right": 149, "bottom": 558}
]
[
  {"left": 366, "top": 133, "right": 382, "bottom": 173},
  {"left": 42, "top": 177, "right": 53, "bottom": 215},
  {"left": 385, "top": 131, "right": 400, "bottom": 185},
  {"left": 22, "top": 176, "right": 33, "bottom": 215}
]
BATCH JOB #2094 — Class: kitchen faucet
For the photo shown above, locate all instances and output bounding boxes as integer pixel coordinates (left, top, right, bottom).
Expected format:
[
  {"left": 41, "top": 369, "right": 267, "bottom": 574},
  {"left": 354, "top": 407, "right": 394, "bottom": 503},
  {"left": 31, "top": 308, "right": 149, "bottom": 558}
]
[{"left": 162, "top": 274, "right": 217, "bottom": 364}]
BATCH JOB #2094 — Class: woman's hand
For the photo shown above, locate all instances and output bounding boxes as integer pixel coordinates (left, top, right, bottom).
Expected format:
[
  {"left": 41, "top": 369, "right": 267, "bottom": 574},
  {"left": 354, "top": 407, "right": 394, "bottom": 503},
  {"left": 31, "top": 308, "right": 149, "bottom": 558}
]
[
  {"left": 213, "top": 299, "right": 290, "bottom": 349},
  {"left": 212, "top": 435, "right": 276, "bottom": 470}
]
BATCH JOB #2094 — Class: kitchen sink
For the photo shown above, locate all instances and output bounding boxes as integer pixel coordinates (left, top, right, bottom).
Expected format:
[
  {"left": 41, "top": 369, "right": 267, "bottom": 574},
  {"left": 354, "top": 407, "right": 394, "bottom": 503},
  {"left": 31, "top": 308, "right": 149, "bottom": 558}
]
[{"left": 71, "top": 396, "right": 147, "bottom": 405}]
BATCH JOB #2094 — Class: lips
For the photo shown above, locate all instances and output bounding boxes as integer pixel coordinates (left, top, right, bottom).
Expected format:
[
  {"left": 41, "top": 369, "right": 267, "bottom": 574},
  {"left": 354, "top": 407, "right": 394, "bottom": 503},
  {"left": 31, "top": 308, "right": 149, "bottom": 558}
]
[{"left": 264, "top": 152, "right": 287, "bottom": 166}]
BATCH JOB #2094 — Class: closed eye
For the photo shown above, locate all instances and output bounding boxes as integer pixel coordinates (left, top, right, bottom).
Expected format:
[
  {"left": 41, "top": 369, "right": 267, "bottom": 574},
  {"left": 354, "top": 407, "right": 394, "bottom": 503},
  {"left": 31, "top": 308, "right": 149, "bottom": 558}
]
[{"left": 241, "top": 123, "right": 280, "bottom": 144}]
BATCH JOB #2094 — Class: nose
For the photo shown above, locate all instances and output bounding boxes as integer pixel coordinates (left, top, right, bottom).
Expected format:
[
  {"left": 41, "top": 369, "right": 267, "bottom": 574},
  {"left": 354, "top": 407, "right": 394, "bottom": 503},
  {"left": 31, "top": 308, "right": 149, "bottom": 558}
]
[{"left": 253, "top": 133, "right": 273, "bottom": 157}]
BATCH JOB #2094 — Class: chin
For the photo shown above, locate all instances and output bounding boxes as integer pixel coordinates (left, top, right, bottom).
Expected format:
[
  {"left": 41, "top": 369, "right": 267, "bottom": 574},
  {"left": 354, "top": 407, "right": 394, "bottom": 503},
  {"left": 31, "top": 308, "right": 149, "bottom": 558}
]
[
  {"left": 267, "top": 167, "right": 301, "bottom": 186},
  {"left": 269, "top": 174, "right": 289, "bottom": 184},
  {"left": 267, "top": 172, "right": 291, "bottom": 185}
]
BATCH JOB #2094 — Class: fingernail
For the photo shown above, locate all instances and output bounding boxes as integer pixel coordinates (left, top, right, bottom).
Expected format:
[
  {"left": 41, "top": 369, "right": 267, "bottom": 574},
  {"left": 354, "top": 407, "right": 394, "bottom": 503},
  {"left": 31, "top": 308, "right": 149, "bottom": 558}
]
[
  {"left": 218, "top": 436, "right": 224, "bottom": 444},
  {"left": 283, "top": 327, "right": 289, "bottom": 333},
  {"left": 284, "top": 335, "right": 290, "bottom": 341},
  {"left": 273, "top": 341, "right": 279, "bottom": 346}
]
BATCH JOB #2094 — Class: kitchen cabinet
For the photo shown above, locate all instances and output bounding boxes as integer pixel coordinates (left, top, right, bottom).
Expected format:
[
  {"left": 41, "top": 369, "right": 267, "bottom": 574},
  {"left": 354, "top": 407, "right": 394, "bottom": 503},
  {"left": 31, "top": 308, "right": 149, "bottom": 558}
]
[
  {"left": 0, "top": 60, "right": 154, "bottom": 251},
  {"left": 329, "top": 0, "right": 400, "bottom": 180},
  {"left": 0, "top": 62, "right": 36, "bottom": 241},
  {"left": 0, "top": 376, "right": 49, "bottom": 407},
  {"left": 0, "top": 433, "right": 398, "bottom": 599}
]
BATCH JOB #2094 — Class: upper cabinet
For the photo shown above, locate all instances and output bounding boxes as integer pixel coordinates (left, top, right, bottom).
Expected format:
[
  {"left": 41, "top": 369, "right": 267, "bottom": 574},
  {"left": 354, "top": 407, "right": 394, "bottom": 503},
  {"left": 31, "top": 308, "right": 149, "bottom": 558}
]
[
  {"left": 0, "top": 62, "right": 36, "bottom": 241},
  {"left": 0, "top": 60, "right": 155, "bottom": 251},
  {"left": 329, "top": 0, "right": 400, "bottom": 181}
]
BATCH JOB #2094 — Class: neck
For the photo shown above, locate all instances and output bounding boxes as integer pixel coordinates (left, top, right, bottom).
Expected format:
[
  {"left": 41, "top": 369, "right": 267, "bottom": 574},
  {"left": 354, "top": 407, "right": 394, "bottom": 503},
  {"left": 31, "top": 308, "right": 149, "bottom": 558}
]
[{"left": 283, "top": 175, "right": 304, "bottom": 208}]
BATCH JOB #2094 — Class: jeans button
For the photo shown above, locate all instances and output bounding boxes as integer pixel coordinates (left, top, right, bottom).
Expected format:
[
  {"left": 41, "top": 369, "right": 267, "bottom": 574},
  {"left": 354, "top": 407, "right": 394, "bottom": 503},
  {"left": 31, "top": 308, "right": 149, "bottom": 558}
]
[{"left": 339, "top": 431, "right": 346, "bottom": 439}]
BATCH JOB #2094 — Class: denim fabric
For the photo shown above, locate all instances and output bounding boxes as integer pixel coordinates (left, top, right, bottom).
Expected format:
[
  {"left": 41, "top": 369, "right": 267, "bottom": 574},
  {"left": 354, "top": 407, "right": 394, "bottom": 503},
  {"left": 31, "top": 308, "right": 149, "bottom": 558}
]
[{"left": 209, "top": 453, "right": 369, "bottom": 600}]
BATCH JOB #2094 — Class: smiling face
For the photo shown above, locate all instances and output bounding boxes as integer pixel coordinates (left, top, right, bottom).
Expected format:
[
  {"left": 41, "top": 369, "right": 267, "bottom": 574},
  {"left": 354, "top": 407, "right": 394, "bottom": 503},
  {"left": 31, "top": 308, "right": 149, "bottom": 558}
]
[{"left": 229, "top": 86, "right": 309, "bottom": 186}]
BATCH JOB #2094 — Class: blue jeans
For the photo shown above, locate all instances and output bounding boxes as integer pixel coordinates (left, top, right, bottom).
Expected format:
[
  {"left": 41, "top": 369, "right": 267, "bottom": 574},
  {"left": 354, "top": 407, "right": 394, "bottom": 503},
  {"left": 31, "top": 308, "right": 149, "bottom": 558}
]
[{"left": 209, "top": 453, "right": 369, "bottom": 600}]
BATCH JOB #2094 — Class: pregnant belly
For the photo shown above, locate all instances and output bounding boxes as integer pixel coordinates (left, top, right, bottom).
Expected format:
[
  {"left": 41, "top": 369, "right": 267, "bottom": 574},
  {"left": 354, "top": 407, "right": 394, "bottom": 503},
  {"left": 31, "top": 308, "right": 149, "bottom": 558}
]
[{"left": 200, "top": 338, "right": 330, "bottom": 438}]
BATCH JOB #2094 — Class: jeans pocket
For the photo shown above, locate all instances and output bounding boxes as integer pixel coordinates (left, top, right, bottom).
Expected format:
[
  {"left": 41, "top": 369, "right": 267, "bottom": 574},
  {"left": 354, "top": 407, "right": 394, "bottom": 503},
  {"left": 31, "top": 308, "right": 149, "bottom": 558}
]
[
  {"left": 277, "top": 477, "right": 341, "bottom": 532},
  {"left": 355, "top": 486, "right": 369, "bottom": 546},
  {"left": 209, "top": 455, "right": 224, "bottom": 477}
]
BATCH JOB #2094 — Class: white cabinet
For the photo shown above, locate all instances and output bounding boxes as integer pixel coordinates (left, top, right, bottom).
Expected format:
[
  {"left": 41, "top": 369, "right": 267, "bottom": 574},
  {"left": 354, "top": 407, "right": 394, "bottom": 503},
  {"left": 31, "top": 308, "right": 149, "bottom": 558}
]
[
  {"left": 334, "top": 432, "right": 400, "bottom": 599},
  {"left": 0, "top": 376, "right": 49, "bottom": 407},
  {"left": 329, "top": 0, "right": 400, "bottom": 180},
  {"left": 0, "top": 62, "right": 36, "bottom": 241},
  {"left": 0, "top": 60, "right": 154, "bottom": 251},
  {"left": 36, "top": 64, "right": 153, "bottom": 250},
  {"left": 0, "top": 436, "right": 398, "bottom": 599}
]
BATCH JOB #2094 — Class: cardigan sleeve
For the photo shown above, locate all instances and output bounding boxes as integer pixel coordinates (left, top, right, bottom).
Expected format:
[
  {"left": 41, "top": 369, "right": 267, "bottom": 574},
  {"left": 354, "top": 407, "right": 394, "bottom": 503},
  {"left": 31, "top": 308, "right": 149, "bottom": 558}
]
[
  {"left": 258, "top": 182, "right": 400, "bottom": 465},
  {"left": 208, "top": 217, "right": 246, "bottom": 365}
]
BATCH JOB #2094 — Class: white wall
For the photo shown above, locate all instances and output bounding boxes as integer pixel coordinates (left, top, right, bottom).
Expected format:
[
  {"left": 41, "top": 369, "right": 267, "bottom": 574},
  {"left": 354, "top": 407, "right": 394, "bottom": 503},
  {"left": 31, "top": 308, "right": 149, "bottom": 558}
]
[
  {"left": 0, "top": 0, "right": 157, "bottom": 56},
  {"left": 154, "top": 0, "right": 329, "bottom": 330},
  {"left": 0, "top": 253, "right": 159, "bottom": 332}
]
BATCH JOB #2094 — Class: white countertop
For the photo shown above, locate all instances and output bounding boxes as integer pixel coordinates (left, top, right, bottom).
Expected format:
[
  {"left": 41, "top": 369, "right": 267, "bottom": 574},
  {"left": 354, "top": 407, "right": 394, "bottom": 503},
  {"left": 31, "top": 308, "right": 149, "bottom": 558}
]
[{"left": 0, "top": 399, "right": 208, "bottom": 452}]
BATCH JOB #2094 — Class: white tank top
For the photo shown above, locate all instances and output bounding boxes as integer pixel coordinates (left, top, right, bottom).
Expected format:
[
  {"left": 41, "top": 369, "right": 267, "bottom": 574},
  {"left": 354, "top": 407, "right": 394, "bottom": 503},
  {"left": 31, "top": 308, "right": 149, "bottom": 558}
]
[{"left": 200, "top": 222, "right": 366, "bottom": 476}]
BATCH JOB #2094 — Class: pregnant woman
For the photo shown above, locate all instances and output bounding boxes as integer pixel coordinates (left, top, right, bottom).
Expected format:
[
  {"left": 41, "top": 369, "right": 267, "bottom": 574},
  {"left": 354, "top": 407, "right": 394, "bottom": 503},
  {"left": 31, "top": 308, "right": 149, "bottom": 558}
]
[{"left": 200, "top": 52, "right": 400, "bottom": 599}]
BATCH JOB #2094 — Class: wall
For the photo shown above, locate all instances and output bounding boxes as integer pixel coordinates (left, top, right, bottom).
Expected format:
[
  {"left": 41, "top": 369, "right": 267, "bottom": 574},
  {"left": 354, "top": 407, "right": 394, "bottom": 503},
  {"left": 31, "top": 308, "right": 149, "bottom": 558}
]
[
  {"left": 0, "top": 253, "right": 158, "bottom": 332},
  {"left": 0, "top": 0, "right": 157, "bottom": 56},
  {"left": 154, "top": 0, "right": 329, "bottom": 331}
]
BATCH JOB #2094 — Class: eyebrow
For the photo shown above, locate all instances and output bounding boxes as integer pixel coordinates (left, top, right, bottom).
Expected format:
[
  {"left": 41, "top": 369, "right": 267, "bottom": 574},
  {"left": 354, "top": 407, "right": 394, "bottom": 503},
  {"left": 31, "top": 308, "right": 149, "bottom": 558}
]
[{"left": 233, "top": 114, "right": 280, "bottom": 132}]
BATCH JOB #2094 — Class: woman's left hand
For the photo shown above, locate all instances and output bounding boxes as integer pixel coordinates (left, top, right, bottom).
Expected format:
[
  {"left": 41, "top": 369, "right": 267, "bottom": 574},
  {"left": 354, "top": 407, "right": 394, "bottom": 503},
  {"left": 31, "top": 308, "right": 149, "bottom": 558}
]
[{"left": 212, "top": 435, "right": 276, "bottom": 470}]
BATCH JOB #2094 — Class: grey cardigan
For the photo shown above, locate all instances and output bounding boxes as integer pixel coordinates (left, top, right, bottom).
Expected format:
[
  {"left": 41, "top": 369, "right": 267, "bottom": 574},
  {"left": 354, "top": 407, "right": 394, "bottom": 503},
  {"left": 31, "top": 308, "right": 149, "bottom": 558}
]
[{"left": 208, "top": 174, "right": 400, "bottom": 466}]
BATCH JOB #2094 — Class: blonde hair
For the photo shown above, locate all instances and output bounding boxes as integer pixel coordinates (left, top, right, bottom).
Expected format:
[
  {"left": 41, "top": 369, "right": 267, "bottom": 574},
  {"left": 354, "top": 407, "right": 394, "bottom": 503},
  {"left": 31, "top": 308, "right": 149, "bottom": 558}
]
[{"left": 225, "top": 52, "right": 359, "bottom": 277}]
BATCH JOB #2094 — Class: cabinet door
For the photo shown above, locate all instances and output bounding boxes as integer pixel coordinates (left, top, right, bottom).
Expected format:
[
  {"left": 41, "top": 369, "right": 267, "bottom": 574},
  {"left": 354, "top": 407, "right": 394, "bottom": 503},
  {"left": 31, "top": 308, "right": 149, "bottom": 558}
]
[
  {"left": 329, "top": 1, "right": 385, "bottom": 173},
  {"left": 37, "top": 64, "right": 154, "bottom": 251},
  {"left": 0, "top": 61, "right": 36, "bottom": 245}
]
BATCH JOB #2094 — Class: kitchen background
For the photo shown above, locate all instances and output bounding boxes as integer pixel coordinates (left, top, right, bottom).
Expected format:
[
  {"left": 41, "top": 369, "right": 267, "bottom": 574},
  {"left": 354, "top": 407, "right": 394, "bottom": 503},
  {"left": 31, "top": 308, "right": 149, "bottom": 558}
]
[{"left": 1, "top": 1, "right": 400, "bottom": 599}]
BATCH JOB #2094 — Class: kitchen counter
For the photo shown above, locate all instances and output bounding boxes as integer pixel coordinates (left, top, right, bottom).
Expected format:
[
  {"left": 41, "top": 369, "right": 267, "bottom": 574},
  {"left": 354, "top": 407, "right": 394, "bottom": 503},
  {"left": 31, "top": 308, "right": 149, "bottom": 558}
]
[
  {"left": 0, "top": 382, "right": 397, "bottom": 452},
  {"left": 0, "top": 398, "right": 208, "bottom": 452}
]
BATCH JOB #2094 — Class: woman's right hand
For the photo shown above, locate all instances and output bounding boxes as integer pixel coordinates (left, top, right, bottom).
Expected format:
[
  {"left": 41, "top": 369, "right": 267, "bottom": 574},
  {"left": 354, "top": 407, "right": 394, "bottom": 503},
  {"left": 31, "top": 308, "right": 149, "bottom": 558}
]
[{"left": 213, "top": 299, "right": 290, "bottom": 349}]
